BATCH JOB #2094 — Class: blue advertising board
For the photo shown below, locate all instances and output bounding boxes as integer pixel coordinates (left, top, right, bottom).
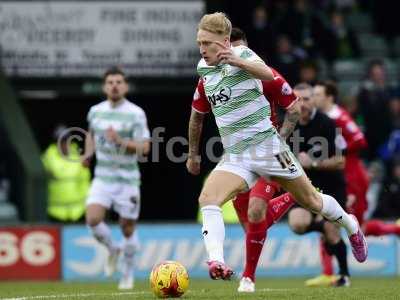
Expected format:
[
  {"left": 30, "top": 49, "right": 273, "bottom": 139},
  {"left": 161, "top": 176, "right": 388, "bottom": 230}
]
[{"left": 62, "top": 224, "right": 400, "bottom": 280}]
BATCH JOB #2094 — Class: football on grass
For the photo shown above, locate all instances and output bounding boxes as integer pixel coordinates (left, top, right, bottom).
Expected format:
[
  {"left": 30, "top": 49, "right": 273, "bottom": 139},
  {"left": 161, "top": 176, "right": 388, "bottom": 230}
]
[{"left": 150, "top": 261, "right": 189, "bottom": 298}]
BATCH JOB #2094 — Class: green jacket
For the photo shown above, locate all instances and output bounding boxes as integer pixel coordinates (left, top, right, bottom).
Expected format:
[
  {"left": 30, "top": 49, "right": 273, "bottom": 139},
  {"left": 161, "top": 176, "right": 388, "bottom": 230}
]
[
  {"left": 197, "top": 200, "right": 239, "bottom": 224},
  {"left": 197, "top": 173, "right": 240, "bottom": 224},
  {"left": 42, "top": 143, "right": 90, "bottom": 221}
]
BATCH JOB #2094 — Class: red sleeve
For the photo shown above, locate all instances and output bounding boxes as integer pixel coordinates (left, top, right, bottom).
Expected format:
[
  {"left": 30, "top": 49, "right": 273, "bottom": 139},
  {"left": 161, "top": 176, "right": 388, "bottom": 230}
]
[
  {"left": 262, "top": 70, "right": 298, "bottom": 109},
  {"left": 337, "top": 109, "right": 367, "bottom": 153},
  {"left": 191, "top": 78, "right": 211, "bottom": 114}
]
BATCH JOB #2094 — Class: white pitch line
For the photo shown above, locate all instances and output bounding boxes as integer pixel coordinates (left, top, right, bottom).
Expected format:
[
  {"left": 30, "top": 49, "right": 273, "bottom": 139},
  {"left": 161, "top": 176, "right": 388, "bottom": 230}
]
[
  {"left": 1, "top": 288, "right": 297, "bottom": 300},
  {"left": 258, "top": 288, "right": 297, "bottom": 292},
  {"left": 0, "top": 291, "right": 147, "bottom": 300}
]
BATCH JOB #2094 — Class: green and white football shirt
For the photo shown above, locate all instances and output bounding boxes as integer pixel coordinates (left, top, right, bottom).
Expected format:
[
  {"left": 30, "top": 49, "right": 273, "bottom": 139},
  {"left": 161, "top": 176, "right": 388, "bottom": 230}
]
[
  {"left": 197, "top": 45, "right": 276, "bottom": 154},
  {"left": 87, "top": 99, "right": 150, "bottom": 186}
]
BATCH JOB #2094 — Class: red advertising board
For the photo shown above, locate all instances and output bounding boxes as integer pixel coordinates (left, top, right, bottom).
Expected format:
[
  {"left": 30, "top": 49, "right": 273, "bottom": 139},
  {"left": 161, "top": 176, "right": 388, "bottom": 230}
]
[{"left": 0, "top": 226, "right": 61, "bottom": 280}]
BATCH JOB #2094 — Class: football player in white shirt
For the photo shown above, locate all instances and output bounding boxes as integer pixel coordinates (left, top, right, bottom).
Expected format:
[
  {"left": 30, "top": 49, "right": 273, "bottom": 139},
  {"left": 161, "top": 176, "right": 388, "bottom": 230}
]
[
  {"left": 84, "top": 67, "right": 150, "bottom": 289},
  {"left": 187, "top": 12, "right": 367, "bottom": 281}
]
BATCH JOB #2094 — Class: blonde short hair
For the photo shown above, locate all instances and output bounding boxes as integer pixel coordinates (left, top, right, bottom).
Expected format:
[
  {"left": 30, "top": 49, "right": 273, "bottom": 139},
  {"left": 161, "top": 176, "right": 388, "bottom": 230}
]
[{"left": 198, "top": 12, "right": 232, "bottom": 36}]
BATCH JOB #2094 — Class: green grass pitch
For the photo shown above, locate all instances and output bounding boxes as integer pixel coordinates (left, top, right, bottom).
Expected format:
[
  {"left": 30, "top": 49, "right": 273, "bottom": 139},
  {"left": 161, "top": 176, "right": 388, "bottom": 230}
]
[{"left": 0, "top": 278, "right": 399, "bottom": 299}]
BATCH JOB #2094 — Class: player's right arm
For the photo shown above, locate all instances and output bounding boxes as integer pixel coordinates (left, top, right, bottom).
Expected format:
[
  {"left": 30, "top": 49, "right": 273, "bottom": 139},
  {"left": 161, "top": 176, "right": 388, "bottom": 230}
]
[
  {"left": 82, "top": 108, "right": 96, "bottom": 167},
  {"left": 187, "top": 79, "right": 210, "bottom": 175},
  {"left": 187, "top": 110, "right": 204, "bottom": 175},
  {"left": 280, "top": 101, "right": 301, "bottom": 140},
  {"left": 82, "top": 129, "right": 95, "bottom": 167}
]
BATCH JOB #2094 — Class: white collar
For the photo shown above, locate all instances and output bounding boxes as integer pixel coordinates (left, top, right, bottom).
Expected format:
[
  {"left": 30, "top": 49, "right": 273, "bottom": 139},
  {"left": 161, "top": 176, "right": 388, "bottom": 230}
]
[
  {"left": 108, "top": 98, "right": 126, "bottom": 108},
  {"left": 310, "top": 108, "right": 317, "bottom": 120},
  {"left": 326, "top": 104, "right": 341, "bottom": 119}
]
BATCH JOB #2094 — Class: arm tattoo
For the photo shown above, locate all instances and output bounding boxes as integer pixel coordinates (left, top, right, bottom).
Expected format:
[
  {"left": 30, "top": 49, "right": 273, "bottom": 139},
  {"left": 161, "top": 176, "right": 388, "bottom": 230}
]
[
  {"left": 279, "top": 109, "right": 300, "bottom": 139},
  {"left": 188, "top": 110, "right": 205, "bottom": 157}
]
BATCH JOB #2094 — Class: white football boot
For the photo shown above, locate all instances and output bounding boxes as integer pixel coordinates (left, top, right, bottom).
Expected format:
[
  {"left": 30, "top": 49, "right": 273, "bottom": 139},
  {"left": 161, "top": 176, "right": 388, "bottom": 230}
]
[
  {"left": 118, "top": 273, "right": 134, "bottom": 290},
  {"left": 238, "top": 277, "right": 255, "bottom": 293},
  {"left": 118, "top": 247, "right": 135, "bottom": 290},
  {"left": 104, "top": 247, "right": 120, "bottom": 277}
]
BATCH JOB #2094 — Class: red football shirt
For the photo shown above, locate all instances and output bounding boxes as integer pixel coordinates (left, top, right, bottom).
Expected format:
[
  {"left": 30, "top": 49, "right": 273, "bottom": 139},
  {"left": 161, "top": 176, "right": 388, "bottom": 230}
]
[
  {"left": 326, "top": 104, "right": 367, "bottom": 156},
  {"left": 326, "top": 104, "right": 369, "bottom": 201}
]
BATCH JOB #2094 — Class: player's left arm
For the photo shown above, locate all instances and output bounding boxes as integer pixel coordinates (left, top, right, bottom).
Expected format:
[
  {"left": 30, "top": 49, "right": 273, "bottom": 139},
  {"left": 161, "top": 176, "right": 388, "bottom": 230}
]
[
  {"left": 280, "top": 101, "right": 301, "bottom": 139},
  {"left": 215, "top": 41, "right": 273, "bottom": 81},
  {"left": 263, "top": 75, "right": 300, "bottom": 139},
  {"left": 130, "top": 111, "right": 151, "bottom": 155}
]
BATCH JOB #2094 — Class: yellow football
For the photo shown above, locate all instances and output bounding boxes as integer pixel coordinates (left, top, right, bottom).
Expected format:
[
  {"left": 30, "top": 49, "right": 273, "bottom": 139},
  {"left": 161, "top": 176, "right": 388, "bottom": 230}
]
[{"left": 149, "top": 261, "right": 189, "bottom": 298}]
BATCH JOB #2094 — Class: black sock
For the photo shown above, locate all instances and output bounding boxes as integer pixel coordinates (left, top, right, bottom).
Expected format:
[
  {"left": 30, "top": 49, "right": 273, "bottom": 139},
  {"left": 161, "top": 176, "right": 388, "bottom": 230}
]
[
  {"left": 326, "top": 240, "right": 350, "bottom": 276},
  {"left": 305, "top": 219, "right": 326, "bottom": 234}
]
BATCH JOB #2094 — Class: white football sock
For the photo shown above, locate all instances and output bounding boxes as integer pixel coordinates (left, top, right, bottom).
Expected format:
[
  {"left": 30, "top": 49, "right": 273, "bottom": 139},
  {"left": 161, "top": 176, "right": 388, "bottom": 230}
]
[
  {"left": 320, "top": 193, "right": 358, "bottom": 235},
  {"left": 201, "top": 205, "right": 225, "bottom": 263},
  {"left": 89, "top": 222, "right": 116, "bottom": 252},
  {"left": 120, "top": 231, "right": 139, "bottom": 276}
]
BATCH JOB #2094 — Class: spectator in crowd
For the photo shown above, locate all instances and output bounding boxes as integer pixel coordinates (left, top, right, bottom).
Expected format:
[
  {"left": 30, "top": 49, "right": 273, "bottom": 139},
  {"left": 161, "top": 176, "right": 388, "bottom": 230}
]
[
  {"left": 379, "top": 130, "right": 400, "bottom": 162},
  {"left": 0, "top": 130, "right": 10, "bottom": 205},
  {"left": 379, "top": 98, "right": 400, "bottom": 161},
  {"left": 277, "top": 0, "right": 331, "bottom": 59},
  {"left": 366, "top": 161, "right": 385, "bottom": 219},
  {"left": 372, "top": 1, "right": 399, "bottom": 55},
  {"left": 0, "top": 123, "right": 18, "bottom": 220},
  {"left": 325, "top": 10, "right": 360, "bottom": 62},
  {"left": 388, "top": 97, "right": 400, "bottom": 129},
  {"left": 356, "top": 60, "right": 395, "bottom": 160},
  {"left": 298, "top": 61, "right": 319, "bottom": 85},
  {"left": 332, "top": 0, "right": 357, "bottom": 12},
  {"left": 42, "top": 124, "right": 91, "bottom": 222},
  {"left": 267, "top": 0, "right": 290, "bottom": 16},
  {"left": 246, "top": 5, "right": 277, "bottom": 61},
  {"left": 271, "top": 35, "right": 307, "bottom": 85},
  {"left": 375, "top": 159, "right": 400, "bottom": 219},
  {"left": 0, "top": 158, "right": 17, "bottom": 220}
]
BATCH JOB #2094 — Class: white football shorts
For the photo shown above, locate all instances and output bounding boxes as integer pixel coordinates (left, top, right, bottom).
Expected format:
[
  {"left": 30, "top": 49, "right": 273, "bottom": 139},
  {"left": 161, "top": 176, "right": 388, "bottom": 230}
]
[
  {"left": 214, "top": 133, "right": 303, "bottom": 188},
  {"left": 86, "top": 178, "right": 141, "bottom": 220}
]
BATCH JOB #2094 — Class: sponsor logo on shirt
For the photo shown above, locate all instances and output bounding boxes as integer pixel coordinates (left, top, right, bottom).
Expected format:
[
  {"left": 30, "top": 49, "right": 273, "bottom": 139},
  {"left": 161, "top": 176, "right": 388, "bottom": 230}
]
[
  {"left": 221, "top": 66, "right": 230, "bottom": 78},
  {"left": 207, "top": 86, "right": 232, "bottom": 106},
  {"left": 346, "top": 121, "right": 358, "bottom": 133},
  {"left": 193, "top": 88, "right": 200, "bottom": 100},
  {"left": 281, "top": 82, "right": 292, "bottom": 95}
]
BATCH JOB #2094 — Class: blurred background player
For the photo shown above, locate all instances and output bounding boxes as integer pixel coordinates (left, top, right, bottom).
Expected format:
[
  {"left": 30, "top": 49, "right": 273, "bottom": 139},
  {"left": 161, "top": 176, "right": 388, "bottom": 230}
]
[
  {"left": 287, "top": 83, "right": 351, "bottom": 287},
  {"left": 187, "top": 12, "right": 366, "bottom": 283},
  {"left": 308, "top": 80, "right": 400, "bottom": 286},
  {"left": 192, "top": 27, "right": 299, "bottom": 292},
  {"left": 83, "top": 67, "right": 150, "bottom": 289}
]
